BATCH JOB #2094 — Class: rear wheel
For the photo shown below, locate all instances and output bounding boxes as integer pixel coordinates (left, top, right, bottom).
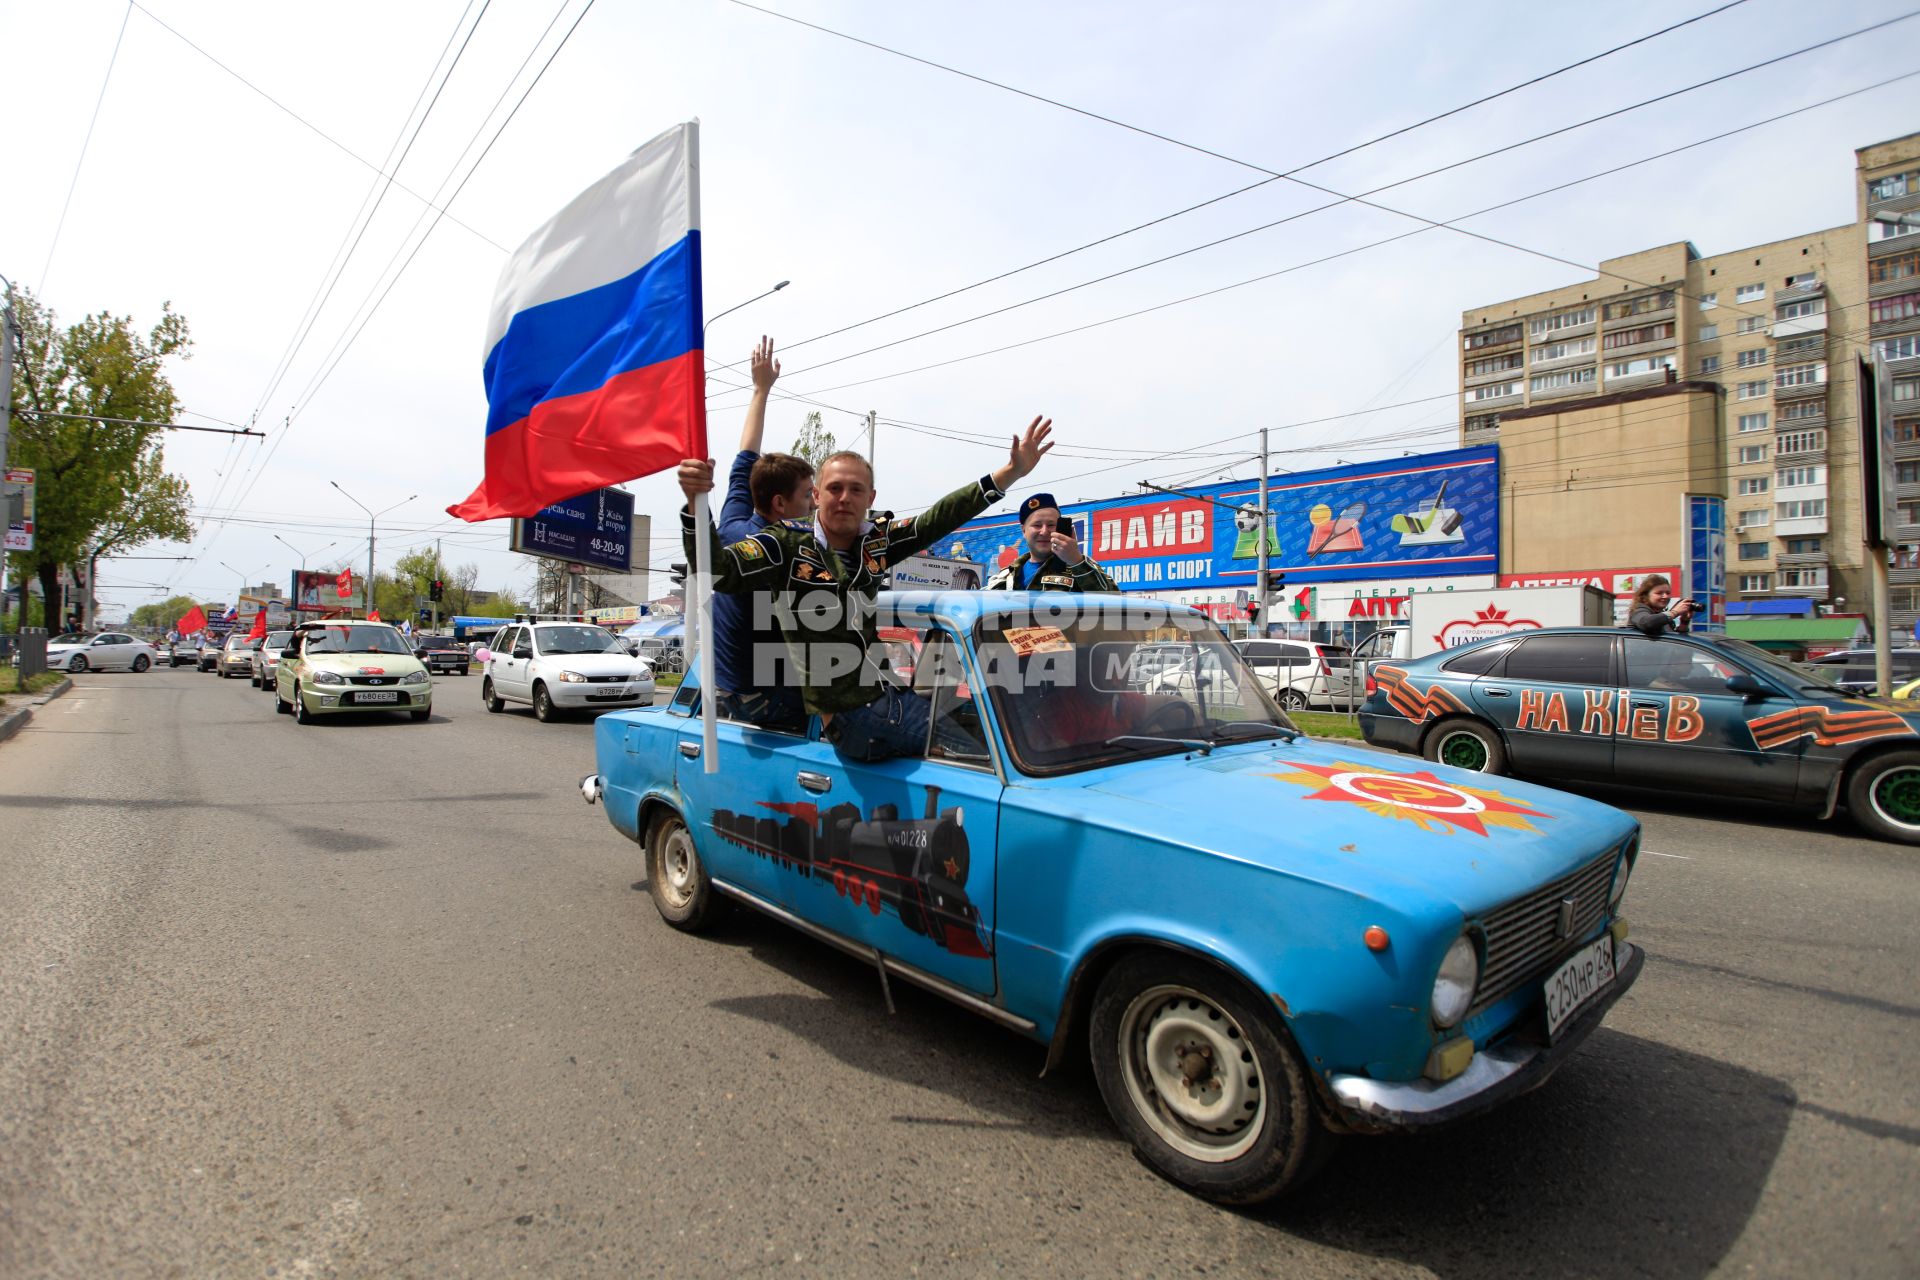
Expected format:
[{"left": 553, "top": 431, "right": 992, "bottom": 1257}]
[
  {"left": 483, "top": 677, "right": 504, "bottom": 713},
  {"left": 274, "top": 686, "right": 289, "bottom": 714},
  {"left": 1846, "top": 750, "right": 1920, "bottom": 844},
  {"left": 1089, "top": 953, "right": 1334, "bottom": 1204},
  {"left": 1277, "top": 688, "right": 1308, "bottom": 712},
  {"left": 646, "top": 810, "right": 723, "bottom": 929},
  {"left": 132, "top": 654, "right": 150, "bottom": 673},
  {"left": 1422, "top": 717, "right": 1507, "bottom": 775}
]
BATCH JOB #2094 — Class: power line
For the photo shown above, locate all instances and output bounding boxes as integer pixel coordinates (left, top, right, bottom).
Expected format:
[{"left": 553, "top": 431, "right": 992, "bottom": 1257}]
[{"left": 40, "top": 1, "right": 132, "bottom": 298}]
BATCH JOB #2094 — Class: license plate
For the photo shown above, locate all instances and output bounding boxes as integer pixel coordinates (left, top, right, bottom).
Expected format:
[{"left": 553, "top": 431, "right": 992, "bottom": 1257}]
[
  {"left": 1543, "top": 935, "right": 1616, "bottom": 1038},
  {"left": 356, "top": 690, "right": 400, "bottom": 703},
  {"left": 588, "top": 688, "right": 629, "bottom": 700}
]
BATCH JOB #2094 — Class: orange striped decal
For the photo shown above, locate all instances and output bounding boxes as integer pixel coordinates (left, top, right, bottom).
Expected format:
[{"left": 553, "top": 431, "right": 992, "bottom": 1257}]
[
  {"left": 1375, "top": 665, "right": 1473, "bottom": 723},
  {"left": 1747, "top": 705, "right": 1914, "bottom": 750}
]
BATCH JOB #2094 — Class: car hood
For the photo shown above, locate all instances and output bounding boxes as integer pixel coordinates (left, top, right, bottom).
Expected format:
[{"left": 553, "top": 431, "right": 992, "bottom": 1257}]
[
  {"left": 1078, "top": 737, "right": 1636, "bottom": 915},
  {"left": 302, "top": 652, "right": 428, "bottom": 676},
  {"left": 538, "top": 653, "right": 649, "bottom": 676}
]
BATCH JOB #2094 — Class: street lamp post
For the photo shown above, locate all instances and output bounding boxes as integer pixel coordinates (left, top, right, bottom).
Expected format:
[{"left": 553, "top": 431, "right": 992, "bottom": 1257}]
[
  {"left": 329, "top": 482, "right": 415, "bottom": 618},
  {"left": 272, "top": 533, "right": 336, "bottom": 574},
  {"left": 703, "top": 280, "right": 789, "bottom": 337},
  {"left": 218, "top": 560, "right": 268, "bottom": 628}
]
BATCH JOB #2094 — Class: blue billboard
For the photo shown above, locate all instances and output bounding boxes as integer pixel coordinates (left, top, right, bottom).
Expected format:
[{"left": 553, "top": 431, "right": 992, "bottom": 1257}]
[
  {"left": 510, "top": 485, "right": 635, "bottom": 573},
  {"left": 939, "top": 446, "right": 1499, "bottom": 591}
]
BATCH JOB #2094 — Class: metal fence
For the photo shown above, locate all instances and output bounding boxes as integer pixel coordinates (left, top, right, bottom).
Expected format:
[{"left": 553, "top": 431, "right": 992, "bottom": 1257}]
[{"left": 3, "top": 628, "right": 48, "bottom": 680}]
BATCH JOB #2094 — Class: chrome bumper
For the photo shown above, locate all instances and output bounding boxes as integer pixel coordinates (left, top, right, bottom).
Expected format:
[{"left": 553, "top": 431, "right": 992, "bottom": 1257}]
[
  {"left": 580, "top": 774, "right": 603, "bottom": 805},
  {"left": 1329, "top": 941, "right": 1642, "bottom": 1130}
]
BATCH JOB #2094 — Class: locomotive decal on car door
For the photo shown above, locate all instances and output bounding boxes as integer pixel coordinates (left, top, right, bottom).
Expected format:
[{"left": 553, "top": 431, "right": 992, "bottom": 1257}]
[{"left": 709, "top": 784, "right": 990, "bottom": 957}]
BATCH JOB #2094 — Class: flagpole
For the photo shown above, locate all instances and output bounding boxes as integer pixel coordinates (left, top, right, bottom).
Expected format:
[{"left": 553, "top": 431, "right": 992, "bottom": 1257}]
[{"left": 691, "top": 490, "right": 719, "bottom": 773}]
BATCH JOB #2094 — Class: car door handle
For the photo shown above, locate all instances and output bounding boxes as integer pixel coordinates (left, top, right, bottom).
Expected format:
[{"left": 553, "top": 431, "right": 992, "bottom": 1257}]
[
  {"left": 679, "top": 742, "right": 701, "bottom": 759},
  {"left": 1631, "top": 700, "right": 1660, "bottom": 710},
  {"left": 1481, "top": 687, "right": 1512, "bottom": 698},
  {"left": 797, "top": 771, "right": 832, "bottom": 794}
]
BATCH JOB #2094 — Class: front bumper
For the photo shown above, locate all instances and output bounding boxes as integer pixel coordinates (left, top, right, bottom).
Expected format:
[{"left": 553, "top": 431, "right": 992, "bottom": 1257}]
[
  {"left": 548, "top": 679, "right": 655, "bottom": 709},
  {"left": 1328, "top": 941, "right": 1643, "bottom": 1130},
  {"left": 300, "top": 685, "right": 432, "bottom": 712}
]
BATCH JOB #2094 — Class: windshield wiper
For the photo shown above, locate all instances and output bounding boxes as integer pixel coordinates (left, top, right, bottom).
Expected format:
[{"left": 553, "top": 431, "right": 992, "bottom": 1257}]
[
  {"left": 1105, "top": 734, "right": 1213, "bottom": 757},
  {"left": 1211, "top": 721, "right": 1300, "bottom": 743}
]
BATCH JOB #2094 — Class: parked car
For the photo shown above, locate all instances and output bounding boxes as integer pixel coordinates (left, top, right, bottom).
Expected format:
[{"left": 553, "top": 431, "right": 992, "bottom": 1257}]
[
  {"left": 251, "top": 630, "right": 294, "bottom": 689},
  {"left": 217, "top": 633, "right": 258, "bottom": 678},
  {"left": 274, "top": 619, "right": 433, "bottom": 723},
  {"left": 482, "top": 621, "right": 656, "bottom": 721},
  {"left": 1235, "top": 638, "right": 1355, "bottom": 710},
  {"left": 45, "top": 631, "right": 158, "bottom": 674},
  {"left": 1801, "top": 648, "right": 1920, "bottom": 694},
  {"left": 1360, "top": 627, "right": 1920, "bottom": 844},
  {"left": 412, "top": 633, "right": 471, "bottom": 676},
  {"left": 581, "top": 592, "right": 1643, "bottom": 1204}
]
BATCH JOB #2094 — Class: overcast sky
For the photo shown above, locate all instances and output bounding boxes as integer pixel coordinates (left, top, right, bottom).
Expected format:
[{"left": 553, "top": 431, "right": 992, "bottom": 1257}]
[{"left": 3, "top": 0, "right": 1917, "bottom": 615}]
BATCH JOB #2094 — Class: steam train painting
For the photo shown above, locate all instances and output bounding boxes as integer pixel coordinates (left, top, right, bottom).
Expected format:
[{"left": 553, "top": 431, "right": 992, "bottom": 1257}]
[{"left": 709, "top": 785, "right": 991, "bottom": 958}]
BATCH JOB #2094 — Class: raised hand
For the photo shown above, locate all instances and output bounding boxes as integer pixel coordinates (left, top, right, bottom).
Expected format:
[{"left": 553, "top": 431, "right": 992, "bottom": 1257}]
[
  {"left": 1004, "top": 416, "right": 1054, "bottom": 481},
  {"left": 750, "top": 336, "right": 780, "bottom": 393}
]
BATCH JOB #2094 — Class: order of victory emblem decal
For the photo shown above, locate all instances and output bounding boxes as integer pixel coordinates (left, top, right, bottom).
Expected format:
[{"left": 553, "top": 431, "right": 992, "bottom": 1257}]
[{"left": 1267, "top": 761, "right": 1550, "bottom": 836}]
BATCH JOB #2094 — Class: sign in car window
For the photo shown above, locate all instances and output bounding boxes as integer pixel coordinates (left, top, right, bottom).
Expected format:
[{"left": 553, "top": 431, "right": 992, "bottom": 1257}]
[{"left": 510, "top": 485, "right": 635, "bottom": 574}]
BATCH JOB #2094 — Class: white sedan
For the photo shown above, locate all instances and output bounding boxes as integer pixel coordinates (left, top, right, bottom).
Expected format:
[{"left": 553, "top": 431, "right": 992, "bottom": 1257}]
[{"left": 45, "top": 631, "right": 160, "bottom": 674}]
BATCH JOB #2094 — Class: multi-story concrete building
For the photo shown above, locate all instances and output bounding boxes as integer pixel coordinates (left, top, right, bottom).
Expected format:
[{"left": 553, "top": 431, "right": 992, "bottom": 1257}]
[{"left": 1459, "top": 130, "right": 1920, "bottom": 633}]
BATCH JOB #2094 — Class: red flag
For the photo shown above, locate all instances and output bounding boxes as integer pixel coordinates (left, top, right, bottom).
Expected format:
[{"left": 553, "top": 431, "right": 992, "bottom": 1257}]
[
  {"left": 177, "top": 605, "right": 207, "bottom": 635},
  {"left": 367, "top": 609, "right": 381, "bottom": 622},
  {"left": 246, "top": 611, "right": 268, "bottom": 642},
  {"left": 336, "top": 568, "right": 353, "bottom": 599}
]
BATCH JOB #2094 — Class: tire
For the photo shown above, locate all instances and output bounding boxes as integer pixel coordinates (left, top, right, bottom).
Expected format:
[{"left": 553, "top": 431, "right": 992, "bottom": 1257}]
[
  {"left": 1278, "top": 688, "right": 1308, "bottom": 712},
  {"left": 483, "top": 678, "right": 504, "bottom": 713},
  {"left": 274, "top": 687, "right": 289, "bottom": 714},
  {"left": 1088, "top": 952, "right": 1334, "bottom": 1205},
  {"left": 410, "top": 708, "right": 430, "bottom": 722},
  {"left": 69, "top": 655, "right": 88, "bottom": 673},
  {"left": 1422, "top": 716, "right": 1508, "bottom": 775},
  {"left": 533, "top": 682, "right": 556, "bottom": 723},
  {"left": 646, "top": 809, "right": 723, "bottom": 930},
  {"left": 132, "top": 654, "right": 150, "bottom": 673},
  {"left": 1846, "top": 749, "right": 1920, "bottom": 844},
  {"left": 295, "top": 688, "right": 314, "bottom": 725}
]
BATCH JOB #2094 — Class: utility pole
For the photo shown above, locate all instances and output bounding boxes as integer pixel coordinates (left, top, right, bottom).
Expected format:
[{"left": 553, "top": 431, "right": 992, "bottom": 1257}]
[
  {"left": 1257, "top": 427, "right": 1270, "bottom": 640},
  {"left": 1, "top": 281, "right": 17, "bottom": 630},
  {"left": 433, "top": 537, "right": 442, "bottom": 632}
]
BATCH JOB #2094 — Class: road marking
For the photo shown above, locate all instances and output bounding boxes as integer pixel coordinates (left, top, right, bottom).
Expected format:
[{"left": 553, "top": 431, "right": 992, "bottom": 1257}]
[
  {"left": 65, "top": 700, "right": 86, "bottom": 714},
  {"left": 1643, "top": 849, "right": 1690, "bottom": 860}
]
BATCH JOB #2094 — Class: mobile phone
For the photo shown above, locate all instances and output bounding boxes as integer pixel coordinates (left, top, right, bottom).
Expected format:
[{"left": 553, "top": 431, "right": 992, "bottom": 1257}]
[{"left": 1057, "top": 515, "right": 1074, "bottom": 538}]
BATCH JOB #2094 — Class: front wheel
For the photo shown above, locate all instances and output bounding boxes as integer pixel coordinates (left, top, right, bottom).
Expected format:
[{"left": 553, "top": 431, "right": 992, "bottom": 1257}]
[
  {"left": 1088, "top": 953, "right": 1334, "bottom": 1204},
  {"left": 295, "top": 689, "right": 314, "bottom": 725},
  {"left": 1422, "top": 716, "right": 1508, "bottom": 775},
  {"left": 68, "top": 655, "right": 88, "bottom": 674},
  {"left": 132, "top": 654, "right": 151, "bottom": 673},
  {"left": 1846, "top": 750, "right": 1920, "bottom": 844},
  {"left": 410, "top": 708, "right": 430, "bottom": 723},
  {"left": 482, "top": 677, "right": 504, "bottom": 713},
  {"left": 646, "top": 810, "right": 724, "bottom": 930},
  {"left": 533, "top": 682, "right": 557, "bottom": 722}
]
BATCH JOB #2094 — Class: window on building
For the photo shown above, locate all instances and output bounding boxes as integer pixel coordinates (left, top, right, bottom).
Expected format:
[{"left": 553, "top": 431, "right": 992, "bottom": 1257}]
[
  {"left": 1738, "top": 381, "right": 1768, "bottom": 400},
  {"left": 1781, "top": 567, "right": 1828, "bottom": 589},
  {"left": 1901, "top": 500, "right": 1920, "bottom": 526},
  {"left": 1737, "top": 412, "right": 1769, "bottom": 433},
  {"left": 1776, "top": 335, "right": 1824, "bottom": 362},
  {"left": 1699, "top": 355, "right": 1721, "bottom": 374},
  {"left": 1785, "top": 537, "right": 1824, "bottom": 555},
  {"left": 1698, "top": 323, "right": 1719, "bottom": 342},
  {"left": 1736, "top": 348, "right": 1769, "bottom": 368},
  {"left": 1780, "top": 400, "right": 1825, "bottom": 421},
  {"left": 1740, "top": 574, "right": 1772, "bottom": 592},
  {"left": 1529, "top": 367, "right": 1596, "bottom": 394},
  {"left": 1872, "top": 218, "right": 1920, "bottom": 242},
  {"left": 1895, "top": 587, "right": 1920, "bottom": 611},
  {"left": 1735, "top": 283, "right": 1765, "bottom": 303},
  {"left": 1529, "top": 337, "right": 1595, "bottom": 364},
  {"left": 1464, "top": 413, "right": 1500, "bottom": 436},
  {"left": 1776, "top": 298, "right": 1824, "bottom": 320},
  {"left": 1738, "top": 444, "right": 1769, "bottom": 464},
  {"left": 1609, "top": 355, "right": 1676, "bottom": 379},
  {"left": 1870, "top": 251, "right": 1920, "bottom": 286},
  {"left": 1464, "top": 352, "right": 1524, "bottom": 377},
  {"left": 1896, "top": 378, "right": 1920, "bottom": 403},
  {"left": 1736, "top": 315, "right": 1767, "bottom": 335},
  {"left": 1738, "top": 509, "right": 1771, "bottom": 528},
  {"left": 1739, "top": 541, "right": 1769, "bottom": 561},
  {"left": 1897, "top": 422, "right": 1920, "bottom": 444},
  {"left": 1869, "top": 170, "right": 1917, "bottom": 201},
  {"left": 1775, "top": 362, "right": 1824, "bottom": 388},
  {"left": 1467, "top": 381, "right": 1521, "bottom": 402},
  {"left": 1777, "top": 499, "right": 1827, "bottom": 520},
  {"left": 1527, "top": 307, "right": 1594, "bottom": 338},
  {"left": 1463, "top": 323, "right": 1522, "bottom": 350},
  {"left": 1602, "top": 292, "right": 1674, "bottom": 321},
  {"left": 1776, "top": 465, "right": 1824, "bottom": 488},
  {"left": 1896, "top": 545, "right": 1920, "bottom": 570},
  {"left": 1602, "top": 322, "right": 1674, "bottom": 349},
  {"left": 1699, "top": 292, "right": 1718, "bottom": 310},
  {"left": 1778, "top": 429, "right": 1826, "bottom": 455},
  {"left": 1784, "top": 272, "right": 1818, "bottom": 289},
  {"left": 1869, "top": 292, "right": 1920, "bottom": 325},
  {"left": 1737, "top": 477, "right": 1769, "bottom": 495},
  {"left": 1876, "top": 335, "right": 1920, "bottom": 361},
  {"left": 1899, "top": 461, "right": 1920, "bottom": 485}
]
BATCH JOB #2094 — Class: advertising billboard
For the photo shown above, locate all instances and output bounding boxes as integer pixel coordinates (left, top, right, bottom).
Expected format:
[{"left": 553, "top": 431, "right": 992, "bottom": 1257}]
[
  {"left": 942, "top": 446, "right": 1498, "bottom": 593},
  {"left": 291, "top": 569, "right": 364, "bottom": 613},
  {"left": 510, "top": 486, "right": 637, "bottom": 574}
]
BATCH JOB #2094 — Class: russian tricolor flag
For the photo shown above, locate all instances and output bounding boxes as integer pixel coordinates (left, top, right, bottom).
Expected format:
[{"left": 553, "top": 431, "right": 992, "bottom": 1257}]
[{"left": 450, "top": 122, "right": 707, "bottom": 521}]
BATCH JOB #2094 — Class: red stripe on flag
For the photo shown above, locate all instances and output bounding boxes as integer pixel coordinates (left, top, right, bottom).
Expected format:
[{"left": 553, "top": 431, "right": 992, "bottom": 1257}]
[{"left": 448, "top": 349, "right": 706, "bottom": 522}]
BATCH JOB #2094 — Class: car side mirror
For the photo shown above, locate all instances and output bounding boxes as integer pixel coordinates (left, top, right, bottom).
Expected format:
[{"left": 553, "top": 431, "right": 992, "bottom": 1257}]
[
  {"left": 1725, "top": 674, "right": 1773, "bottom": 701},
  {"left": 513, "top": 646, "right": 532, "bottom": 660}
]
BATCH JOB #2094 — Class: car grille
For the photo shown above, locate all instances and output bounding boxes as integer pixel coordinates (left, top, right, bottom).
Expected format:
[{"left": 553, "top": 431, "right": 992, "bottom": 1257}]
[
  {"left": 348, "top": 675, "right": 398, "bottom": 686},
  {"left": 1471, "top": 843, "right": 1624, "bottom": 1015},
  {"left": 585, "top": 674, "right": 629, "bottom": 684}
]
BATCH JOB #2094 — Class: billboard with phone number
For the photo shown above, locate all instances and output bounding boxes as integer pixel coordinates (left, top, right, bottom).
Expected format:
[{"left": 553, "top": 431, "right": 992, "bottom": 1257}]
[{"left": 940, "top": 446, "right": 1498, "bottom": 592}]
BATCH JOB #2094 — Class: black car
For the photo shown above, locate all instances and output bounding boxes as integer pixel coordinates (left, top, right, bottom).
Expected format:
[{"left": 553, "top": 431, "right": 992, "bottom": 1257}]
[
  {"left": 412, "top": 633, "right": 471, "bottom": 676},
  {"left": 1802, "top": 648, "right": 1920, "bottom": 694}
]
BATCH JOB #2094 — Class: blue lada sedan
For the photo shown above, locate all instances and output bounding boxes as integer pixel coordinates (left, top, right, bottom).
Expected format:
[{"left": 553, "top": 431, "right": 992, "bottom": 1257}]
[
  {"left": 1360, "top": 627, "right": 1920, "bottom": 845},
  {"left": 582, "top": 594, "right": 1643, "bottom": 1203}
]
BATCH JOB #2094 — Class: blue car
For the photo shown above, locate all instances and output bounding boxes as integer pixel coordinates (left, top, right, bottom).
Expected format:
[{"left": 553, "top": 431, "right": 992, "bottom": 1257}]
[
  {"left": 1359, "top": 627, "right": 1920, "bottom": 845},
  {"left": 582, "top": 593, "right": 1643, "bottom": 1203}
]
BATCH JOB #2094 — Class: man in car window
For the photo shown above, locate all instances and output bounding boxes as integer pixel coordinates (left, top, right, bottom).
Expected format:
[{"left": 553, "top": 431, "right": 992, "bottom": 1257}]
[
  {"left": 679, "top": 417, "right": 1055, "bottom": 761},
  {"left": 985, "top": 492, "right": 1117, "bottom": 592}
]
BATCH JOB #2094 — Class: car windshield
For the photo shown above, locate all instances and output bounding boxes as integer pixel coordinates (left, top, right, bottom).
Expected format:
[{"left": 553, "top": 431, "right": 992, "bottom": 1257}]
[
  {"left": 302, "top": 624, "right": 409, "bottom": 654},
  {"left": 1713, "top": 636, "right": 1855, "bottom": 695},
  {"left": 535, "top": 625, "right": 620, "bottom": 656},
  {"left": 51, "top": 633, "right": 87, "bottom": 645},
  {"left": 265, "top": 632, "right": 293, "bottom": 647},
  {"left": 976, "top": 605, "right": 1297, "bottom": 776},
  {"left": 227, "top": 637, "right": 251, "bottom": 649}
]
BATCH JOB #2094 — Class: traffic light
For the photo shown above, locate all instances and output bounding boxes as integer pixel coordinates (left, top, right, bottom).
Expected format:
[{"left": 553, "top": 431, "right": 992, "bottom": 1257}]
[
  {"left": 669, "top": 562, "right": 688, "bottom": 589},
  {"left": 429, "top": 578, "right": 445, "bottom": 602},
  {"left": 1258, "top": 569, "right": 1287, "bottom": 599}
]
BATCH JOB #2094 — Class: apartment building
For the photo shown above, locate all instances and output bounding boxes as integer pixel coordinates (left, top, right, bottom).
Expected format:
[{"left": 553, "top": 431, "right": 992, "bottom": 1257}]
[{"left": 1458, "top": 130, "right": 1920, "bottom": 632}]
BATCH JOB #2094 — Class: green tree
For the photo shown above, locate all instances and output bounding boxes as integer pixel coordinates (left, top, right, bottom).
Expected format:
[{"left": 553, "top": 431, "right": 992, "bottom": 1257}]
[
  {"left": 3, "top": 288, "right": 195, "bottom": 629},
  {"left": 129, "top": 593, "right": 201, "bottom": 633},
  {"left": 792, "top": 410, "right": 837, "bottom": 469}
]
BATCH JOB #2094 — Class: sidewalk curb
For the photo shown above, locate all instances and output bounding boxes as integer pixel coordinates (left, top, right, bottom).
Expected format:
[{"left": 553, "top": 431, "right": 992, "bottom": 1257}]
[{"left": 0, "top": 676, "right": 75, "bottom": 745}]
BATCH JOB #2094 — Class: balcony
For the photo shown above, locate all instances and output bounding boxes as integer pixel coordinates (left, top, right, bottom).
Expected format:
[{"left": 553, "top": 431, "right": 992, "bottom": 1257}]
[
  {"left": 1463, "top": 421, "right": 1500, "bottom": 446},
  {"left": 1776, "top": 515, "right": 1829, "bottom": 536},
  {"left": 1464, "top": 365, "right": 1524, "bottom": 388},
  {"left": 1773, "top": 311, "right": 1827, "bottom": 339},
  {"left": 1464, "top": 387, "right": 1523, "bottom": 410},
  {"left": 1775, "top": 549, "right": 1828, "bottom": 568}
]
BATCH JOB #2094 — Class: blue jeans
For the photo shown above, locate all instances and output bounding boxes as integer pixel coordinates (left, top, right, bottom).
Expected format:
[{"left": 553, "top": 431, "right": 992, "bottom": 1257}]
[
  {"left": 716, "top": 686, "right": 806, "bottom": 732},
  {"left": 825, "top": 685, "right": 934, "bottom": 762}
]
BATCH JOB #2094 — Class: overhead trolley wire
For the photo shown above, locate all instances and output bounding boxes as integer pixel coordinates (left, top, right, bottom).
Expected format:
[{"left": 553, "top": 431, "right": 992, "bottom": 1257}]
[{"left": 40, "top": 1, "right": 132, "bottom": 298}]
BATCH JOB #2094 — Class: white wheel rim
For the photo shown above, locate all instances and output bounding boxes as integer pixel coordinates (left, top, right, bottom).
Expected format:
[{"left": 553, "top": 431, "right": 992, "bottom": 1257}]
[
  {"left": 660, "top": 826, "right": 697, "bottom": 908},
  {"left": 1117, "top": 983, "right": 1266, "bottom": 1163}
]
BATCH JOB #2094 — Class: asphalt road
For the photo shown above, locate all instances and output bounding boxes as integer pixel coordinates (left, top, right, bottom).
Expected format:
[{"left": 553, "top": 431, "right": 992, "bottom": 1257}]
[{"left": 1, "top": 667, "right": 1915, "bottom": 1278}]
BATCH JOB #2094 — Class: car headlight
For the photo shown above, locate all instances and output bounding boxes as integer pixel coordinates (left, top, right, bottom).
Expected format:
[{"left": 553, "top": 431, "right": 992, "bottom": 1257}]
[
  {"left": 1431, "top": 934, "right": 1479, "bottom": 1029},
  {"left": 402, "top": 670, "right": 428, "bottom": 685},
  {"left": 1609, "top": 844, "right": 1636, "bottom": 909},
  {"left": 557, "top": 670, "right": 587, "bottom": 683},
  {"left": 313, "top": 670, "right": 345, "bottom": 686}
]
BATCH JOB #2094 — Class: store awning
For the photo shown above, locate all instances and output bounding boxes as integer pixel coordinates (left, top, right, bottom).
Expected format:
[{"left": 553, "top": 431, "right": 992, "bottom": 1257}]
[
  {"left": 1723, "top": 598, "right": 1816, "bottom": 617},
  {"left": 1725, "top": 618, "right": 1861, "bottom": 645}
]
